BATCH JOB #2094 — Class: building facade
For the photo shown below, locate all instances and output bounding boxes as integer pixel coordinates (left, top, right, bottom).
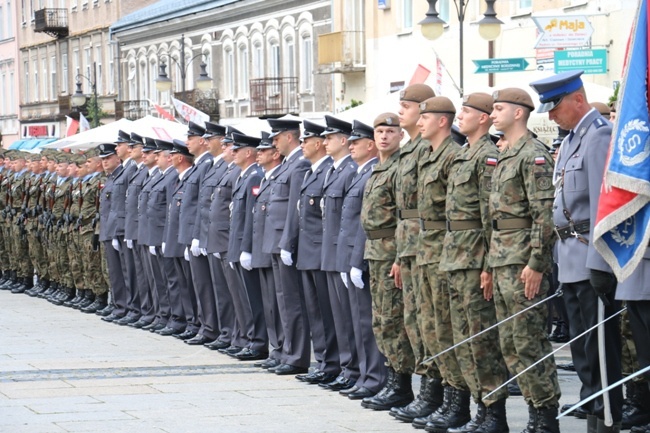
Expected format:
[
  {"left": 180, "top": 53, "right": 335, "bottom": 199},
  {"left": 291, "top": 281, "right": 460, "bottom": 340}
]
[{"left": 0, "top": 0, "right": 20, "bottom": 147}]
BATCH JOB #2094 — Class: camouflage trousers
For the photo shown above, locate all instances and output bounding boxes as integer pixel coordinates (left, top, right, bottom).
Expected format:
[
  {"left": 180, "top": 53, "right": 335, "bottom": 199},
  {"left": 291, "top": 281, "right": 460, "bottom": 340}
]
[
  {"left": 0, "top": 222, "right": 7, "bottom": 269},
  {"left": 368, "top": 258, "right": 416, "bottom": 374},
  {"left": 44, "top": 228, "right": 60, "bottom": 284},
  {"left": 67, "top": 230, "right": 84, "bottom": 290},
  {"left": 53, "top": 229, "right": 72, "bottom": 288},
  {"left": 80, "top": 229, "right": 107, "bottom": 296},
  {"left": 621, "top": 305, "right": 645, "bottom": 384},
  {"left": 101, "top": 242, "right": 111, "bottom": 292},
  {"left": 26, "top": 221, "right": 49, "bottom": 279},
  {"left": 419, "top": 263, "right": 461, "bottom": 385},
  {"left": 400, "top": 256, "right": 431, "bottom": 377},
  {"left": 11, "top": 221, "right": 32, "bottom": 278},
  {"left": 493, "top": 264, "right": 561, "bottom": 408},
  {"left": 448, "top": 269, "right": 508, "bottom": 403}
]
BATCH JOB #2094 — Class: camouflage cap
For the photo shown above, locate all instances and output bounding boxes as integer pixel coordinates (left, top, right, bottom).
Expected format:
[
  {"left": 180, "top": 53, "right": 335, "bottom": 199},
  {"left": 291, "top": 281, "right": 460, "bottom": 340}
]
[
  {"left": 492, "top": 88, "right": 535, "bottom": 111},
  {"left": 591, "top": 102, "right": 610, "bottom": 116},
  {"left": 462, "top": 92, "right": 494, "bottom": 115},
  {"left": 83, "top": 147, "right": 101, "bottom": 159},
  {"left": 28, "top": 153, "right": 42, "bottom": 162},
  {"left": 419, "top": 96, "right": 456, "bottom": 115},
  {"left": 399, "top": 84, "right": 435, "bottom": 103},
  {"left": 373, "top": 112, "right": 400, "bottom": 128}
]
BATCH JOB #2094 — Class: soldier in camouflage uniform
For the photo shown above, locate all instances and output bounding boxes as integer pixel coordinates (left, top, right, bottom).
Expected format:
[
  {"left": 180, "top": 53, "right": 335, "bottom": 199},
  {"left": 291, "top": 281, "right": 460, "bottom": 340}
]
[
  {"left": 0, "top": 150, "right": 9, "bottom": 286},
  {"left": 360, "top": 113, "right": 414, "bottom": 408},
  {"left": 440, "top": 93, "right": 510, "bottom": 433},
  {"left": 23, "top": 155, "right": 49, "bottom": 296},
  {"left": 35, "top": 151, "right": 59, "bottom": 298},
  {"left": 489, "top": 88, "right": 561, "bottom": 433},
  {"left": 7, "top": 152, "right": 33, "bottom": 293},
  {"left": 371, "top": 84, "right": 437, "bottom": 412}
]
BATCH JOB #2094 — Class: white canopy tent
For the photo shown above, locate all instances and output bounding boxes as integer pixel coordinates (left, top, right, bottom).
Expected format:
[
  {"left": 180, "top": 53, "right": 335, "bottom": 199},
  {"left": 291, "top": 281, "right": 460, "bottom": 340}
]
[{"left": 43, "top": 118, "right": 134, "bottom": 150}]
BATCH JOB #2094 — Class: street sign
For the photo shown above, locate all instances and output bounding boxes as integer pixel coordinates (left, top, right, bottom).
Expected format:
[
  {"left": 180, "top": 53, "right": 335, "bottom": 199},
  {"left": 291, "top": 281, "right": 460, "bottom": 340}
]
[
  {"left": 533, "top": 15, "right": 594, "bottom": 49},
  {"left": 554, "top": 49, "right": 607, "bottom": 74},
  {"left": 473, "top": 58, "right": 529, "bottom": 74}
]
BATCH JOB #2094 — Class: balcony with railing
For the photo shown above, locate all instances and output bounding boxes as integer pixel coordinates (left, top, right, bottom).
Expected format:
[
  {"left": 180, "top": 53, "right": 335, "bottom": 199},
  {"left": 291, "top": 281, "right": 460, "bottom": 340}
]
[
  {"left": 249, "top": 77, "right": 298, "bottom": 117},
  {"left": 115, "top": 100, "right": 150, "bottom": 121},
  {"left": 317, "top": 31, "right": 365, "bottom": 74},
  {"left": 34, "top": 9, "right": 69, "bottom": 39},
  {"left": 175, "top": 88, "right": 220, "bottom": 120}
]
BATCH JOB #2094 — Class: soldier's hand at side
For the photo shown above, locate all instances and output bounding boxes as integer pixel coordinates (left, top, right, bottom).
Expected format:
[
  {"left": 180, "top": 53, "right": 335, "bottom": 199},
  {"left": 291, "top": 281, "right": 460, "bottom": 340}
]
[
  {"left": 480, "top": 271, "right": 493, "bottom": 301},
  {"left": 390, "top": 263, "right": 402, "bottom": 289},
  {"left": 111, "top": 238, "right": 120, "bottom": 251},
  {"left": 521, "top": 266, "right": 543, "bottom": 300},
  {"left": 340, "top": 273, "right": 348, "bottom": 288},
  {"left": 148, "top": 246, "right": 156, "bottom": 256}
]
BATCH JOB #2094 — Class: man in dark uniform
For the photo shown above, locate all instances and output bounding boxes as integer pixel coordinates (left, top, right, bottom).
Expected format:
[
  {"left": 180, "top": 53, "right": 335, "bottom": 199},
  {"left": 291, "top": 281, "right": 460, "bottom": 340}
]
[{"left": 531, "top": 71, "right": 623, "bottom": 433}]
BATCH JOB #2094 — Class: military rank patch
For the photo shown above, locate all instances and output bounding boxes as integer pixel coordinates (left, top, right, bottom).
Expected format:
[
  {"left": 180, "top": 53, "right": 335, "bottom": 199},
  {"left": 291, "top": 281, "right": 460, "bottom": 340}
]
[
  {"left": 536, "top": 174, "right": 552, "bottom": 190},
  {"left": 482, "top": 175, "right": 492, "bottom": 191},
  {"left": 486, "top": 157, "right": 498, "bottom": 166},
  {"left": 252, "top": 186, "right": 260, "bottom": 196},
  {"left": 535, "top": 156, "right": 546, "bottom": 165}
]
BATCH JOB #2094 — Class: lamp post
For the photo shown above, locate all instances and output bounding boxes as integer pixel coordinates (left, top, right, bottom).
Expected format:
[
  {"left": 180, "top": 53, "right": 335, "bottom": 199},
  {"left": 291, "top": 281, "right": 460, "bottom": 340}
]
[
  {"left": 155, "top": 34, "right": 213, "bottom": 93},
  {"left": 419, "top": 0, "right": 503, "bottom": 97},
  {"left": 71, "top": 61, "right": 99, "bottom": 128}
]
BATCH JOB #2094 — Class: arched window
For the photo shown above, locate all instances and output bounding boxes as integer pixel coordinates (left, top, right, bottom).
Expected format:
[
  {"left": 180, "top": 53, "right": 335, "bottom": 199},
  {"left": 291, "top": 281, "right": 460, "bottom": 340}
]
[{"left": 238, "top": 42, "right": 249, "bottom": 98}]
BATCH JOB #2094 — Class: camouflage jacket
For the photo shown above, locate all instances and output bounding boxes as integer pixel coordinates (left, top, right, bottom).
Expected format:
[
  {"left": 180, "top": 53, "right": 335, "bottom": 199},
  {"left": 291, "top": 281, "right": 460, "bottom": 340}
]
[
  {"left": 79, "top": 173, "right": 102, "bottom": 234},
  {"left": 440, "top": 134, "right": 498, "bottom": 271},
  {"left": 361, "top": 150, "right": 400, "bottom": 261},
  {"left": 49, "top": 177, "right": 73, "bottom": 220},
  {"left": 395, "top": 133, "right": 429, "bottom": 261},
  {"left": 416, "top": 136, "right": 460, "bottom": 265},
  {"left": 487, "top": 131, "right": 555, "bottom": 272}
]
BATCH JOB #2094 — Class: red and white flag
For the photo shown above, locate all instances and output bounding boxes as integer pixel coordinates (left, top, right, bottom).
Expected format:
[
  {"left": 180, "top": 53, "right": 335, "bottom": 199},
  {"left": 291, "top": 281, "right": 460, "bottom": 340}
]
[
  {"left": 150, "top": 100, "right": 176, "bottom": 122},
  {"left": 79, "top": 112, "right": 91, "bottom": 132},
  {"left": 171, "top": 97, "right": 209, "bottom": 126},
  {"left": 65, "top": 116, "right": 79, "bottom": 137}
]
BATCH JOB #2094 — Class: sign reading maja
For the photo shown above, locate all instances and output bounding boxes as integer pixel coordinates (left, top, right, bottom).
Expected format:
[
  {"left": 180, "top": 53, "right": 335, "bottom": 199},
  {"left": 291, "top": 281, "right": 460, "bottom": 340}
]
[{"left": 533, "top": 15, "right": 594, "bottom": 49}]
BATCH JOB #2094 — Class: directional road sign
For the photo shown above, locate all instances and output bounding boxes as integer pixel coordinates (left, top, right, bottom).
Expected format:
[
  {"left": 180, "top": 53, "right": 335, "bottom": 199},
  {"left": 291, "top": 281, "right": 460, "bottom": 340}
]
[
  {"left": 473, "top": 58, "right": 529, "bottom": 74},
  {"left": 554, "top": 49, "right": 607, "bottom": 74},
  {"left": 533, "top": 15, "right": 594, "bottom": 49}
]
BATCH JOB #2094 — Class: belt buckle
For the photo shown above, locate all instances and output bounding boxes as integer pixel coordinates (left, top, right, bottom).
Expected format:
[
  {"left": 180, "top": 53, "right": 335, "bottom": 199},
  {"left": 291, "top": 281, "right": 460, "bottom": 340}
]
[{"left": 554, "top": 226, "right": 562, "bottom": 239}]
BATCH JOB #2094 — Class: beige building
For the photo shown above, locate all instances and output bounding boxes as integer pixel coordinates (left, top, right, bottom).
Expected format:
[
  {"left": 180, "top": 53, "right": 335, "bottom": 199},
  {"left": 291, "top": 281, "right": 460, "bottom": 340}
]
[
  {"left": 16, "top": 0, "right": 156, "bottom": 146},
  {"left": 0, "top": 0, "right": 20, "bottom": 147}
]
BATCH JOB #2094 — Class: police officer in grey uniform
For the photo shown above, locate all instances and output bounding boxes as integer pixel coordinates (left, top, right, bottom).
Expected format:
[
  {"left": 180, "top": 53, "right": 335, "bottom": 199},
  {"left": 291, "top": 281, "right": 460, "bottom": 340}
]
[
  {"left": 320, "top": 115, "right": 360, "bottom": 391},
  {"left": 531, "top": 70, "right": 623, "bottom": 432}
]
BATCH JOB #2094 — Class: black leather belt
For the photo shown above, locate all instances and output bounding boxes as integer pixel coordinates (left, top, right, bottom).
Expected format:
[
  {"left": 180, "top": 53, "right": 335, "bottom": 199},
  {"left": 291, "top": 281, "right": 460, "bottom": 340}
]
[
  {"left": 397, "top": 209, "right": 419, "bottom": 219},
  {"left": 366, "top": 228, "right": 396, "bottom": 240},
  {"left": 419, "top": 219, "right": 446, "bottom": 231},
  {"left": 555, "top": 220, "right": 590, "bottom": 240},
  {"left": 492, "top": 218, "right": 533, "bottom": 230},
  {"left": 446, "top": 220, "right": 482, "bottom": 231}
]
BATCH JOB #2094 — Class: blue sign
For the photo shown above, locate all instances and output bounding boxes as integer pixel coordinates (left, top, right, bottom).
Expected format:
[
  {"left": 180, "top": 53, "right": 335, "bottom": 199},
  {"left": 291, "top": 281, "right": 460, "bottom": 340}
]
[{"left": 554, "top": 49, "right": 607, "bottom": 74}]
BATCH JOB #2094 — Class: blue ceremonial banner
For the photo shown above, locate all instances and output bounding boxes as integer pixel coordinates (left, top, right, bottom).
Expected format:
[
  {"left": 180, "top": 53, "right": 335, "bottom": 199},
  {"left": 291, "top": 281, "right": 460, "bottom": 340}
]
[{"left": 594, "top": 0, "right": 650, "bottom": 281}]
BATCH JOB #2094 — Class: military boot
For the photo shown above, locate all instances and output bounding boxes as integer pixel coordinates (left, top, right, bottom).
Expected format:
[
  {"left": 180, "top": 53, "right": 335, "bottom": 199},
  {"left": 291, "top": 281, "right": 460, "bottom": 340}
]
[
  {"left": 0, "top": 270, "right": 9, "bottom": 285},
  {"left": 391, "top": 376, "right": 428, "bottom": 418},
  {"left": 0, "top": 271, "right": 17, "bottom": 290},
  {"left": 361, "top": 370, "right": 413, "bottom": 411},
  {"left": 39, "top": 281, "right": 57, "bottom": 298},
  {"left": 623, "top": 382, "right": 650, "bottom": 429},
  {"left": 82, "top": 292, "right": 107, "bottom": 313},
  {"left": 363, "top": 367, "right": 395, "bottom": 408},
  {"left": 588, "top": 414, "right": 599, "bottom": 433},
  {"left": 630, "top": 422, "right": 650, "bottom": 433},
  {"left": 76, "top": 290, "right": 95, "bottom": 309},
  {"left": 51, "top": 287, "right": 75, "bottom": 306},
  {"left": 394, "top": 377, "right": 444, "bottom": 422},
  {"left": 425, "top": 388, "right": 471, "bottom": 433},
  {"left": 448, "top": 402, "right": 486, "bottom": 433},
  {"left": 596, "top": 418, "right": 621, "bottom": 433},
  {"left": 473, "top": 398, "right": 508, "bottom": 433},
  {"left": 520, "top": 404, "right": 538, "bottom": 433},
  {"left": 64, "top": 289, "right": 84, "bottom": 307},
  {"left": 11, "top": 278, "right": 30, "bottom": 294},
  {"left": 413, "top": 386, "right": 453, "bottom": 429},
  {"left": 534, "top": 406, "right": 560, "bottom": 433}
]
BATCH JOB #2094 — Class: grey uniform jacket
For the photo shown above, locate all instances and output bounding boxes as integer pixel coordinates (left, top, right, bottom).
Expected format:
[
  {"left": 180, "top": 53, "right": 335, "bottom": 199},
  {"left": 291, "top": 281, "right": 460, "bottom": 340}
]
[
  {"left": 163, "top": 169, "right": 187, "bottom": 258},
  {"left": 108, "top": 160, "right": 137, "bottom": 238},
  {"left": 321, "top": 155, "right": 358, "bottom": 272},
  {"left": 194, "top": 157, "right": 229, "bottom": 248},
  {"left": 206, "top": 163, "right": 240, "bottom": 255},
  {"left": 553, "top": 109, "right": 612, "bottom": 283},
  {"left": 136, "top": 169, "right": 159, "bottom": 246},
  {"left": 146, "top": 167, "right": 177, "bottom": 247},
  {"left": 336, "top": 158, "right": 377, "bottom": 272},
  {"left": 124, "top": 164, "right": 148, "bottom": 241},
  {"left": 228, "top": 164, "right": 263, "bottom": 261},
  {"left": 99, "top": 165, "right": 123, "bottom": 242},
  {"left": 251, "top": 170, "right": 276, "bottom": 268},
  {"left": 294, "top": 157, "right": 333, "bottom": 271},
  {"left": 178, "top": 153, "right": 213, "bottom": 245},
  {"left": 263, "top": 149, "right": 310, "bottom": 255}
]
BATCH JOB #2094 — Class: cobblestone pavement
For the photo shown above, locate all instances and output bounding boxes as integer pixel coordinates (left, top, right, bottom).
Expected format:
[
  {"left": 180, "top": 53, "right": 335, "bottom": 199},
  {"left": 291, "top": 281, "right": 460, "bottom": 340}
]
[{"left": 0, "top": 290, "right": 586, "bottom": 433}]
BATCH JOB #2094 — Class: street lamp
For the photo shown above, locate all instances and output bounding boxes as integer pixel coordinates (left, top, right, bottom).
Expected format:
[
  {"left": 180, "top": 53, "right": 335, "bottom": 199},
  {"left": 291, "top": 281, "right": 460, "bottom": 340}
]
[
  {"left": 155, "top": 34, "right": 213, "bottom": 93},
  {"left": 419, "top": 0, "right": 503, "bottom": 96},
  {"left": 71, "top": 61, "right": 100, "bottom": 128}
]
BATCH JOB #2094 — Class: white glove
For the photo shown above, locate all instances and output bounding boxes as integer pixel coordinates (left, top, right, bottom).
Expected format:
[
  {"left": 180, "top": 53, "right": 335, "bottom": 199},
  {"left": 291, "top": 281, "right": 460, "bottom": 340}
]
[
  {"left": 229, "top": 262, "right": 234, "bottom": 269},
  {"left": 184, "top": 247, "right": 190, "bottom": 261},
  {"left": 200, "top": 247, "right": 207, "bottom": 256},
  {"left": 350, "top": 267, "right": 364, "bottom": 289},
  {"left": 240, "top": 251, "right": 252, "bottom": 271},
  {"left": 213, "top": 252, "right": 221, "bottom": 259},
  {"left": 149, "top": 246, "right": 156, "bottom": 256},
  {"left": 340, "top": 272, "right": 348, "bottom": 288},
  {"left": 161, "top": 242, "right": 166, "bottom": 254},
  {"left": 111, "top": 239, "right": 120, "bottom": 251},
  {"left": 280, "top": 249, "right": 293, "bottom": 266},
  {"left": 190, "top": 238, "right": 201, "bottom": 257},
  {"left": 125, "top": 239, "right": 133, "bottom": 249}
]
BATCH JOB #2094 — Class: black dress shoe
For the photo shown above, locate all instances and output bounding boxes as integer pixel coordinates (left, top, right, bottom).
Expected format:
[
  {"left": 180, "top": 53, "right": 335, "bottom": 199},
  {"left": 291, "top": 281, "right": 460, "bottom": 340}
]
[
  {"left": 257, "top": 358, "right": 281, "bottom": 369},
  {"left": 101, "top": 313, "right": 124, "bottom": 323},
  {"left": 174, "top": 330, "right": 197, "bottom": 340},
  {"left": 219, "top": 345, "right": 243, "bottom": 355},
  {"left": 339, "top": 385, "right": 360, "bottom": 396},
  {"left": 185, "top": 335, "right": 212, "bottom": 345},
  {"left": 115, "top": 316, "right": 140, "bottom": 326},
  {"left": 347, "top": 387, "right": 376, "bottom": 400},
  {"left": 274, "top": 364, "right": 308, "bottom": 375},
  {"left": 96, "top": 305, "right": 115, "bottom": 317},
  {"left": 560, "top": 403, "right": 589, "bottom": 419},
  {"left": 234, "top": 348, "right": 268, "bottom": 361},
  {"left": 304, "top": 371, "right": 340, "bottom": 385},
  {"left": 128, "top": 320, "right": 151, "bottom": 329},
  {"left": 156, "top": 327, "right": 178, "bottom": 336},
  {"left": 557, "top": 362, "right": 575, "bottom": 371},
  {"left": 141, "top": 322, "right": 161, "bottom": 331},
  {"left": 204, "top": 339, "right": 230, "bottom": 350},
  {"left": 319, "top": 375, "right": 355, "bottom": 391},
  {"left": 296, "top": 369, "right": 320, "bottom": 382}
]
